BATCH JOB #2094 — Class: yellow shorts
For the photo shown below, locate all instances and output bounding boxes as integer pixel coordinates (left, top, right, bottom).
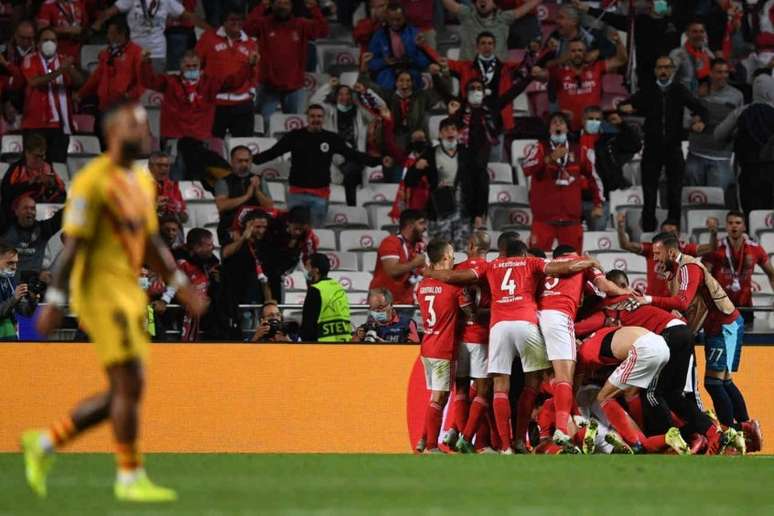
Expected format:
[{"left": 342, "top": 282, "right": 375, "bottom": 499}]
[{"left": 79, "top": 301, "right": 149, "bottom": 366}]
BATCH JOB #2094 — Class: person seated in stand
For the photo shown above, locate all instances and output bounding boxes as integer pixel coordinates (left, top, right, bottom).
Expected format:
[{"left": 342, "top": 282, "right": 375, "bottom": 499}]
[
  {"left": 251, "top": 300, "right": 300, "bottom": 343},
  {"left": 351, "top": 287, "right": 419, "bottom": 342}
]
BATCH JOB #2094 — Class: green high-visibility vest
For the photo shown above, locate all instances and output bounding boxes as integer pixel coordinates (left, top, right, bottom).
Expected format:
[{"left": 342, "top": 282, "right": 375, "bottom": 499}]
[{"left": 311, "top": 278, "right": 352, "bottom": 342}]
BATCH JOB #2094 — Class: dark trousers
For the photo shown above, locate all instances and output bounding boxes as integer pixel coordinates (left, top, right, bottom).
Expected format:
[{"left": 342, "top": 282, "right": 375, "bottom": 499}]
[
  {"left": 640, "top": 142, "right": 684, "bottom": 232},
  {"left": 739, "top": 161, "right": 774, "bottom": 223},
  {"left": 24, "top": 128, "right": 69, "bottom": 164},
  {"left": 643, "top": 325, "right": 714, "bottom": 436},
  {"left": 341, "top": 161, "right": 363, "bottom": 206},
  {"left": 212, "top": 102, "right": 254, "bottom": 139},
  {"left": 460, "top": 147, "right": 490, "bottom": 221}
]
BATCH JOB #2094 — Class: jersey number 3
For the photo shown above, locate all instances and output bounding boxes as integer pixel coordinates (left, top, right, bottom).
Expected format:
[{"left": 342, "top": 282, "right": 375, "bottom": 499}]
[{"left": 424, "top": 295, "right": 436, "bottom": 328}]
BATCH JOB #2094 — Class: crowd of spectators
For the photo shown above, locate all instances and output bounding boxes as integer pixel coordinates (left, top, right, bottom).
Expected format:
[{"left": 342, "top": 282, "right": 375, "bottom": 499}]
[{"left": 0, "top": 0, "right": 772, "bottom": 341}]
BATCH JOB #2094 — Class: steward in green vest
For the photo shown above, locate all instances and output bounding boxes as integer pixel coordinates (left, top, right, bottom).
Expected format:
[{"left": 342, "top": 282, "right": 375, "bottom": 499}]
[{"left": 300, "top": 253, "right": 352, "bottom": 342}]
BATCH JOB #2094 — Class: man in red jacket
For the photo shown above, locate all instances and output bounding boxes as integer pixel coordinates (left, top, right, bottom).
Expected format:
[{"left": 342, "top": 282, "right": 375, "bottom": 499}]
[
  {"left": 353, "top": 0, "right": 387, "bottom": 54},
  {"left": 521, "top": 112, "right": 603, "bottom": 253},
  {"left": 195, "top": 6, "right": 260, "bottom": 138},
  {"left": 245, "top": 0, "right": 329, "bottom": 120},
  {"left": 36, "top": 0, "right": 89, "bottom": 64}
]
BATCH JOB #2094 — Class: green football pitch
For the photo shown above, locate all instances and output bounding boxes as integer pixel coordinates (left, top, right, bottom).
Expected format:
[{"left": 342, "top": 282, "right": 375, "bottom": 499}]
[{"left": 1, "top": 453, "right": 773, "bottom": 515}]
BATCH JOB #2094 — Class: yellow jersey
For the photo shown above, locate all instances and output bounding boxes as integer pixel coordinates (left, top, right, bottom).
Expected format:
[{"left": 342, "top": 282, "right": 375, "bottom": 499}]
[{"left": 63, "top": 155, "right": 158, "bottom": 322}]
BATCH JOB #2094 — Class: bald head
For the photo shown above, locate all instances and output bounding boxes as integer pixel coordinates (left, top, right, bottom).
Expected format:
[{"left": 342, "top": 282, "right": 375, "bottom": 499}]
[
  {"left": 467, "top": 230, "right": 491, "bottom": 257},
  {"left": 103, "top": 102, "right": 150, "bottom": 165}
]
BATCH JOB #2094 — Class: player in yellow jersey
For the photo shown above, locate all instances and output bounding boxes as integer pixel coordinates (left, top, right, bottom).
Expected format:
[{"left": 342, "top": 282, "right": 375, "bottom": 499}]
[{"left": 20, "top": 102, "right": 206, "bottom": 502}]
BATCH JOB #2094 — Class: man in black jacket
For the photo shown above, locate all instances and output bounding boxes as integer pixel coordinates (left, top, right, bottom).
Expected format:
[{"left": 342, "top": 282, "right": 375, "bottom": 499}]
[
  {"left": 620, "top": 56, "right": 707, "bottom": 232},
  {"left": 0, "top": 196, "right": 62, "bottom": 282},
  {"left": 252, "top": 103, "right": 381, "bottom": 227}
]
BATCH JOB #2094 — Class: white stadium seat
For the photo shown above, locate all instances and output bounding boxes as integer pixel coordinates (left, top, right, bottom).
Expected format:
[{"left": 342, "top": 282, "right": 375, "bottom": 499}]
[
  {"left": 486, "top": 251, "right": 499, "bottom": 261},
  {"left": 367, "top": 205, "right": 396, "bottom": 230},
  {"left": 36, "top": 203, "right": 63, "bottom": 220},
  {"left": 140, "top": 89, "right": 164, "bottom": 108},
  {"left": 315, "top": 228, "right": 337, "bottom": 250},
  {"left": 751, "top": 273, "right": 773, "bottom": 295},
  {"left": 446, "top": 48, "right": 460, "bottom": 60},
  {"left": 490, "top": 206, "right": 532, "bottom": 228},
  {"left": 255, "top": 161, "right": 289, "bottom": 181},
  {"left": 269, "top": 113, "right": 307, "bottom": 137},
  {"left": 339, "top": 229, "right": 389, "bottom": 251},
  {"left": 319, "top": 45, "right": 358, "bottom": 72},
  {"left": 428, "top": 115, "right": 445, "bottom": 141},
  {"left": 52, "top": 163, "right": 69, "bottom": 182},
  {"left": 686, "top": 209, "right": 729, "bottom": 235},
  {"left": 1, "top": 134, "right": 23, "bottom": 155},
  {"left": 752, "top": 294, "right": 774, "bottom": 324},
  {"left": 283, "top": 271, "right": 308, "bottom": 292},
  {"left": 626, "top": 273, "right": 648, "bottom": 293},
  {"left": 760, "top": 231, "right": 774, "bottom": 254},
  {"left": 146, "top": 108, "right": 160, "bottom": 138},
  {"left": 329, "top": 184, "right": 347, "bottom": 205},
  {"left": 583, "top": 231, "right": 621, "bottom": 253},
  {"left": 678, "top": 186, "right": 725, "bottom": 208},
  {"left": 339, "top": 71, "right": 358, "bottom": 86},
  {"left": 595, "top": 252, "right": 648, "bottom": 274},
  {"left": 360, "top": 251, "right": 377, "bottom": 272},
  {"left": 80, "top": 44, "right": 105, "bottom": 71},
  {"left": 67, "top": 135, "right": 101, "bottom": 155},
  {"left": 357, "top": 184, "right": 399, "bottom": 206},
  {"left": 364, "top": 166, "right": 384, "bottom": 184},
  {"left": 488, "top": 163, "right": 513, "bottom": 184},
  {"left": 179, "top": 181, "right": 214, "bottom": 201},
  {"left": 749, "top": 210, "right": 774, "bottom": 238},
  {"left": 324, "top": 251, "right": 359, "bottom": 271},
  {"left": 454, "top": 252, "right": 467, "bottom": 264},
  {"left": 329, "top": 271, "right": 372, "bottom": 292},
  {"left": 488, "top": 184, "right": 528, "bottom": 206},
  {"left": 254, "top": 114, "right": 265, "bottom": 135},
  {"left": 609, "top": 187, "right": 644, "bottom": 215},
  {"left": 695, "top": 231, "right": 727, "bottom": 245},
  {"left": 266, "top": 181, "right": 286, "bottom": 206},
  {"left": 0, "top": 162, "right": 9, "bottom": 179},
  {"left": 347, "top": 292, "right": 369, "bottom": 305},
  {"left": 324, "top": 206, "right": 369, "bottom": 228},
  {"left": 189, "top": 202, "right": 219, "bottom": 228},
  {"left": 511, "top": 139, "right": 538, "bottom": 186}
]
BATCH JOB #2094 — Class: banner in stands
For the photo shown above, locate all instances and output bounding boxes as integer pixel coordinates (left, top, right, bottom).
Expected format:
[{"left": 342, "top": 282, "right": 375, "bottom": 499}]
[{"left": 1, "top": 343, "right": 772, "bottom": 454}]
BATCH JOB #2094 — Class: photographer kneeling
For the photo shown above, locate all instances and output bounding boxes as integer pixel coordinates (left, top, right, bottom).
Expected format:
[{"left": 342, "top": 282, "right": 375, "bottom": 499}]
[
  {"left": 0, "top": 243, "right": 38, "bottom": 340},
  {"left": 251, "top": 300, "right": 300, "bottom": 343},
  {"left": 352, "top": 288, "right": 419, "bottom": 343}
]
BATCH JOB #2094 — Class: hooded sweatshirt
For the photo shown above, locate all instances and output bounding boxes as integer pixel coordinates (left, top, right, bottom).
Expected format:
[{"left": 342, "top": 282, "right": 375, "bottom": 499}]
[{"left": 714, "top": 73, "right": 774, "bottom": 162}]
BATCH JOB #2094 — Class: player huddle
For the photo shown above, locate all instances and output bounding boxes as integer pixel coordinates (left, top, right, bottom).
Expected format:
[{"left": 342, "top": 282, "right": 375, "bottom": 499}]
[{"left": 414, "top": 230, "right": 762, "bottom": 455}]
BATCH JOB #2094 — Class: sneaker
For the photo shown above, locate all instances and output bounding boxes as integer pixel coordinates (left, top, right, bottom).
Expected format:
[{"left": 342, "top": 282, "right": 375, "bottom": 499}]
[
  {"left": 605, "top": 431, "right": 634, "bottom": 454},
  {"left": 740, "top": 420, "right": 763, "bottom": 453},
  {"left": 500, "top": 447, "right": 515, "bottom": 455},
  {"left": 20, "top": 430, "right": 54, "bottom": 498},
  {"left": 414, "top": 437, "right": 426, "bottom": 454},
  {"left": 441, "top": 428, "right": 458, "bottom": 447},
  {"left": 705, "top": 425, "right": 723, "bottom": 455},
  {"left": 455, "top": 435, "right": 475, "bottom": 454},
  {"left": 476, "top": 446, "right": 498, "bottom": 454},
  {"left": 558, "top": 444, "right": 582, "bottom": 454},
  {"left": 513, "top": 440, "right": 530, "bottom": 454},
  {"left": 582, "top": 419, "right": 599, "bottom": 455},
  {"left": 114, "top": 470, "right": 177, "bottom": 503},
  {"left": 718, "top": 428, "right": 739, "bottom": 455},
  {"left": 552, "top": 429, "right": 578, "bottom": 454},
  {"left": 665, "top": 427, "right": 691, "bottom": 455},
  {"left": 732, "top": 429, "right": 747, "bottom": 455}
]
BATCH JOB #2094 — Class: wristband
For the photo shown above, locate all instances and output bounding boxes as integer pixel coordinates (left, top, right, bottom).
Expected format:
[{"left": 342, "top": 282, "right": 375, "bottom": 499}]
[
  {"left": 168, "top": 269, "right": 190, "bottom": 290},
  {"left": 257, "top": 273, "right": 268, "bottom": 283},
  {"left": 44, "top": 287, "right": 67, "bottom": 308},
  {"left": 644, "top": 295, "right": 653, "bottom": 304}
]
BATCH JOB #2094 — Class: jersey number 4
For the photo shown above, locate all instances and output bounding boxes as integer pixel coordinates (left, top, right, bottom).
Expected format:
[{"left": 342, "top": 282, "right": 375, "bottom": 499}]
[
  {"left": 424, "top": 295, "right": 436, "bottom": 328},
  {"left": 500, "top": 268, "right": 518, "bottom": 296}
]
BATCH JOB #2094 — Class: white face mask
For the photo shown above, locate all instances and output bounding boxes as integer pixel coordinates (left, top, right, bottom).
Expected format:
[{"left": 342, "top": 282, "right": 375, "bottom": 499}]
[
  {"left": 138, "top": 277, "right": 151, "bottom": 290},
  {"left": 550, "top": 132, "right": 567, "bottom": 145},
  {"left": 0, "top": 268, "right": 14, "bottom": 279},
  {"left": 41, "top": 40, "right": 57, "bottom": 58},
  {"left": 585, "top": 119, "right": 602, "bottom": 134},
  {"left": 441, "top": 139, "right": 458, "bottom": 151},
  {"left": 337, "top": 103, "right": 353, "bottom": 112},
  {"left": 467, "top": 90, "right": 484, "bottom": 105}
]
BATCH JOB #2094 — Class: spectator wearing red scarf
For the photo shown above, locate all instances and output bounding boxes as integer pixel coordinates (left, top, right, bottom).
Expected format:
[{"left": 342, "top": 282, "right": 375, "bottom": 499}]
[
  {"left": 149, "top": 151, "right": 188, "bottom": 223},
  {"left": 36, "top": 0, "right": 89, "bottom": 64},
  {"left": 669, "top": 20, "right": 714, "bottom": 94}
]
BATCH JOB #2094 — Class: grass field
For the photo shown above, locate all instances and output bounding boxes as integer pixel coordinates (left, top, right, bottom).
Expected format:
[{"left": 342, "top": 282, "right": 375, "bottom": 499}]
[{"left": 2, "top": 453, "right": 773, "bottom": 515}]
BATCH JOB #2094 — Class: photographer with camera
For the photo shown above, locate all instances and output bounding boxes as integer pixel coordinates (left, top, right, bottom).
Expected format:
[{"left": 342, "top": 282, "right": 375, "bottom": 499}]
[
  {"left": 251, "top": 300, "right": 300, "bottom": 343},
  {"left": 351, "top": 288, "right": 419, "bottom": 343},
  {"left": 0, "top": 242, "right": 37, "bottom": 340}
]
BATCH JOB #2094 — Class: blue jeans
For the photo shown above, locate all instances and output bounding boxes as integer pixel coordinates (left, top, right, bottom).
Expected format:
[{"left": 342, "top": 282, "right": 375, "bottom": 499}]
[
  {"left": 256, "top": 85, "right": 306, "bottom": 121},
  {"left": 684, "top": 153, "right": 734, "bottom": 190},
  {"left": 287, "top": 192, "right": 329, "bottom": 228}
]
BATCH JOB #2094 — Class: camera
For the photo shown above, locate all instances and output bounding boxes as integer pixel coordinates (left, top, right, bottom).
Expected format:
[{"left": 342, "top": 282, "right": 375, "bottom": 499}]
[
  {"left": 265, "top": 318, "right": 288, "bottom": 339},
  {"left": 18, "top": 270, "right": 43, "bottom": 316}
]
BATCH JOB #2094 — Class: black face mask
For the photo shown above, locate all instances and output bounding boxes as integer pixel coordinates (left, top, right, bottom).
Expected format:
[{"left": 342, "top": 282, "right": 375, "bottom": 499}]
[
  {"left": 120, "top": 140, "right": 143, "bottom": 163},
  {"left": 410, "top": 141, "right": 427, "bottom": 154}
]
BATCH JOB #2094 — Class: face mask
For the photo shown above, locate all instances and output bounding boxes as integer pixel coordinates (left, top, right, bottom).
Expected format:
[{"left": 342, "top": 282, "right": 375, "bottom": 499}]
[
  {"left": 17, "top": 45, "right": 32, "bottom": 56},
  {"left": 478, "top": 53, "right": 495, "bottom": 62},
  {"left": 441, "top": 139, "right": 458, "bottom": 151},
  {"left": 410, "top": 141, "right": 427, "bottom": 153},
  {"left": 183, "top": 69, "right": 200, "bottom": 81},
  {"left": 304, "top": 269, "right": 314, "bottom": 282},
  {"left": 138, "top": 277, "right": 150, "bottom": 290},
  {"left": 369, "top": 310, "right": 389, "bottom": 323},
  {"left": 120, "top": 140, "right": 143, "bottom": 162},
  {"left": 653, "top": 0, "right": 669, "bottom": 15},
  {"left": 657, "top": 77, "right": 673, "bottom": 89},
  {"left": 550, "top": 132, "right": 567, "bottom": 145},
  {"left": 40, "top": 41, "right": 57, "bottom": 58},
  {"left": 337, "top": 103, "right": 353, "bottom": 112},
  {"left": 467, "top": 90, "right": 484, "bottom": 105},
  {"left": 585, "top": 119, "right": 602, "bottom": 134},
  {"left": 0, "top": 268, "right": 14, "bottom": 278}
]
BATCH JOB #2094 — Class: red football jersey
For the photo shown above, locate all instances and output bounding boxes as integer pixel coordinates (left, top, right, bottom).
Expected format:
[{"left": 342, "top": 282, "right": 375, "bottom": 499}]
[
  {"left": 417, "top": 278, "right": 471, "bottom": 360},
  {"left": 578, "top": 326, "right": 619, "bottom": 373},
  {"left": 548, "top": 60, "right": 606, "bottom": 131},
  {"left": 538, "top": 255, "right": 603, "bottom": 317},
  {"left": 456, "top": 257, "right": 491, "bottom": 345},
  {"left": 703, "top": 237, "right": 769, "bottom": 308},
  {"left": 370, "top": 234, "right": 422, "bottom": 305},
  {"left": 641, "top": 241, "right": 699, "bottom": 296},
  {"left": 471, "top": 256, "right": 547, "bottom": 326}
]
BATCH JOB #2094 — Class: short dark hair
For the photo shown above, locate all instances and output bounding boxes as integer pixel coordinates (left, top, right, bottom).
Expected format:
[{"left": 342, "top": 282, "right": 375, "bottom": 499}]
[
  {"left": 106, "top": 15, "right": 129, "bottom": 35},
  {"left": 288, "top": 206, "right": 311, "bottom": 226},
  {"left": 159, "top": 212, "right": 180, "bottom": 226},
  {"left": 497, "top": 231, "right": 519, "bottom": 250},
  {"left": 548, "top": 111, "right": 570, "bottom": 126},
  {"left": 37, "top": 26, "right": 56, "bottom": 40},
  {"left": 552, "top": 245, "right": 576, "bottom": 258},
  {"left": 710, "top": 58, "right": 728, "bottom": 69},
  {"left": 0, "top": 241, "right": 17, "bottom": 256},
  {"left": 660, "top": 219, "right": 680, "bottom": 229},
  {"left": 527, "top": 247, "right": 546, "bottom": 258},
  {"left": 502, "top": 233, "right": 527, "bottom": 257},
  {"left": 386, "top": 3, "right": 403, "bottom": 14},
  {"left": 309, "top": 253, "right": 331, "bottom": 277},
  {"left": 223, "top": 4, "right": 246, "bottom": 18},
  {"left": 568, "top": 37, "right": 587, "bottom": 48},
  {"left": 242, "top": 208, "right": 270, "bottom": 226},
  {"left": 230, "top": 145, "right": 252, "bottom": 158},
  {"left": 24, "top": 133, "right": 46, "bottom": 153},
  {"left": 726, "top": 210, "right": 744, "bottom": 221},
  {"left": 476, "top": 31, "right": 496, "bottom": 44},
  {"left": 438, "top": 117, "right": 457, "bottom": 132},
  {"left": 186, "top": 227, "right": 212, "bottom": 248},
  {"left": 606, "top": 269, "right": 628, "bottom": 286},
  {"left": 307, "top": 103, "right": 325, "bottom": 114},
  {"left": 652, "top": 232, "right": 679, "bottom": 249},
  {"left": 583, "top": 105, "right": 603, "bottom": 116},
  {"left": 687, "top": 19, "right": 706, "bottom": 29},
  {"left": 399, "top": 209, "right": 425, "bottom": 229},
  {"left": 426, "top": 238, "right": 450, "bottom": 264}
]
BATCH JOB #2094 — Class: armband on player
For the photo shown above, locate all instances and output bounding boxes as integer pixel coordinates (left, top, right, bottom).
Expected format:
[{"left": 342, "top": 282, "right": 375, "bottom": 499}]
[{"left": 44, "top": 287, "right": 67, "bottom": 308}]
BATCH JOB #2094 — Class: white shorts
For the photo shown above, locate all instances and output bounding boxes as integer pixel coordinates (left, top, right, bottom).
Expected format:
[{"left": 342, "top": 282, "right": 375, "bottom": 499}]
[
  {"left": 422, "top": 356, "right": 452, "bottom": 391},
  {"left": 455, "top": 342, "right": 488, "bottom": 379},
  {"left": 538, "top": 309, "right": 576, "bottom": 362},
  {"left": 487, "top": 321, "right": 549, "bottom": 374},
  {"left": 609, "top": 332, "right": 670, "bottom": 390}
]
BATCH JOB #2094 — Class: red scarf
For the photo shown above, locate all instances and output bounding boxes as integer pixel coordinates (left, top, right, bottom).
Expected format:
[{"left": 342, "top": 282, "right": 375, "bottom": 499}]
[{"left": 684, "top": 42, "right": 711, "bottom": 80}]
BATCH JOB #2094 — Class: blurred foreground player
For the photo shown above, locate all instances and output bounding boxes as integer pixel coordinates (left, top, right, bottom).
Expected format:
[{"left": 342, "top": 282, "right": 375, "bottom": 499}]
[{"left": 21, "top": 102, "right": 206, "bottom": 501}]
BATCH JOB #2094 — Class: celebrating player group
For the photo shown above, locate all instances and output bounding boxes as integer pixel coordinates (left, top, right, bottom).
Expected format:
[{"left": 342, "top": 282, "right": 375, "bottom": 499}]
[{"left": 415, "top": 230, "right": 762, "bottom": 455}]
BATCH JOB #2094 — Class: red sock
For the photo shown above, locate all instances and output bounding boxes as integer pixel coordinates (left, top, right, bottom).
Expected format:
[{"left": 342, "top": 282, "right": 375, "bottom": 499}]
[
  {"left": 626, "top": 394, "right": 645, "bottom": 430},
  {"left": 514, "top": 386, "right": 538, "bottom": 446},
  {"left": 642, "top": 434, "right": 667, "bottom": 452},
  {"left": 574, "top": 426, "right": 586, "bottom": 447},
  {"left": 474, "top": 410, "right": 491, "bottom": 450},
  {"left": 453, "top": 393, "right": 470, "bottom": 434},
  {"left": 487, "top": 406, "right": 502, "bottom": 450},
  {"left": 537, "top": 398, "right": 555, "bottom": 439},
  {"left": 463, "top": 396, "right": 488, "bottom": 442},
  {"left": 553, "top": 381, "right": 573, "bottom": 435},
  {"left": 600, "top": 399, "right": 646, "bottom": 445},
  {"left": 493, "top": 392, "right": 512, "bottom": 450},
  {"left": 424, "top": 401, "right": 443, "bottom": 450}
]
